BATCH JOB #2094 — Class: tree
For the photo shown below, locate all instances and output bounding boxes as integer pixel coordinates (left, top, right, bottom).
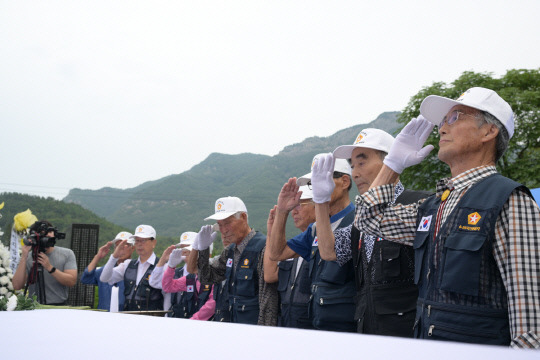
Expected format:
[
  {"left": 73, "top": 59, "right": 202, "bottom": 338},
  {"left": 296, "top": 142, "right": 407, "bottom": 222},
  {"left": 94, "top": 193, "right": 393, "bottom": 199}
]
[{"left": 397, "top": 69, "right": 540, "bottom": 191}]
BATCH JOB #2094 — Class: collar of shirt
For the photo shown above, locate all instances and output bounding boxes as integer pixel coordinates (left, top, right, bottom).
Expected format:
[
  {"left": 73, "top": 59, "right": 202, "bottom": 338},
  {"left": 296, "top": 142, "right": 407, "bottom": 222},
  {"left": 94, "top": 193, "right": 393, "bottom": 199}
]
[
  {"left": 136, "top": 252, "right": 157, "bottom": 267},
  {"left": 330, "top": 202, "right": 355, "bottom": 223},
  {"left": 234, "top": 229, "right": 256, "bottom": 255},
  {"left": 435, "top": 165, "right": 497, "bottom": 197}
]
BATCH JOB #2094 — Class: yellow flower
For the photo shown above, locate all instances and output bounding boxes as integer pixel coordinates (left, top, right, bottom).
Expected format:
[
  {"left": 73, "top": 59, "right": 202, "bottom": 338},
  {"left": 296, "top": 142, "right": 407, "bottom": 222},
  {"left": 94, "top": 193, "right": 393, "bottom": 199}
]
[{"left": 13, "top": 209, "right": 38, "bottom": 232}]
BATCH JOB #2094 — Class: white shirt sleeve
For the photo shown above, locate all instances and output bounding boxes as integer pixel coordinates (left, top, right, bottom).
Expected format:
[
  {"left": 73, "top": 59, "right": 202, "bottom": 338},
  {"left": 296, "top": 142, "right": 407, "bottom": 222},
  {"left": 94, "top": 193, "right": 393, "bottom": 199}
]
[
  {"left": 99, "top": 255, "right": 129, "bottom": 285},
  {"left": 149, "top": 265, "right": 164, "bottom": 289}
]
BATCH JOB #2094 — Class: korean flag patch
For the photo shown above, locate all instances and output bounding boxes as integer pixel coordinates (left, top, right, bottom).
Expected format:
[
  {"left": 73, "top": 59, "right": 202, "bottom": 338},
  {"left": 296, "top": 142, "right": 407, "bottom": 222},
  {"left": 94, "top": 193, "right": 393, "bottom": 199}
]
[
  {"left": 187, "top": 285, "right": 194, "bottom": 292},
  {"left": 312, "top": 237, "right": 318, "bottom": 247},
  {"left": 226, "top": 258, "right": 233, "bottom": 267},
  {"left": 417, "top": 215, "right": 432, "bottom": 232}
]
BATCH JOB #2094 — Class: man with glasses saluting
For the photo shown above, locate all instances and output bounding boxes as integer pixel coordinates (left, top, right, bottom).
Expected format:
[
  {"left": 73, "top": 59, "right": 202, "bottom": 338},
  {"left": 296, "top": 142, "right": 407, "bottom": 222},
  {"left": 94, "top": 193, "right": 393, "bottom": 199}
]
[
  {"left": 355, "top": 87, "right": 540, "bottom": 348},
  {"left": 100, "top": 224, "right": 164, "bottom": 311}
]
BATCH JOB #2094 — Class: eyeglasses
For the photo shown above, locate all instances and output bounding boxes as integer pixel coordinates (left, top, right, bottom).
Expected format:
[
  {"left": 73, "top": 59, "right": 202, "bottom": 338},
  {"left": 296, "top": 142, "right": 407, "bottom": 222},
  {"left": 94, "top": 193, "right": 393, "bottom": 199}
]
[
  {"left": 440, "top": 110, "right": 482, "bottom": 128},
  {"left": 134, "top": 238, "right": 153, "bottom": 244}
]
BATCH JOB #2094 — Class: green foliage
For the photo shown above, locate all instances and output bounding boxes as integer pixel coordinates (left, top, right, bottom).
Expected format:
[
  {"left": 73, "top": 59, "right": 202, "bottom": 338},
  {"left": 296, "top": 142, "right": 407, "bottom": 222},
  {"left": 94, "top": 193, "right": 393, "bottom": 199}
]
[
  {"left": 397, "top": 69, "right": 540, "bottom": 190},
  {"left": 0, "top": 193, "right": 127, "bottom": 253}
]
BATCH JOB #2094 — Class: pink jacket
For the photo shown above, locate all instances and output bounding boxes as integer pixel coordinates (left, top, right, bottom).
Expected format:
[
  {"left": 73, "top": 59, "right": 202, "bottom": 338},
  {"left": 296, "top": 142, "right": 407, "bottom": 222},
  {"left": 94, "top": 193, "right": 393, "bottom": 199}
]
[{"left": 162, "top": 266, "right": 216, "bottom": 321}]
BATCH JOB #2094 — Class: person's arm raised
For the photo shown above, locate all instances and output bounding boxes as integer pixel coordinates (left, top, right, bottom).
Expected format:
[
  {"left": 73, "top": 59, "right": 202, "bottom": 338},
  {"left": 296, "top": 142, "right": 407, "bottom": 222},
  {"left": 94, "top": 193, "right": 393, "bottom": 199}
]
[{"left": 267, "top": 179, "right": 301, "bottom": 261}]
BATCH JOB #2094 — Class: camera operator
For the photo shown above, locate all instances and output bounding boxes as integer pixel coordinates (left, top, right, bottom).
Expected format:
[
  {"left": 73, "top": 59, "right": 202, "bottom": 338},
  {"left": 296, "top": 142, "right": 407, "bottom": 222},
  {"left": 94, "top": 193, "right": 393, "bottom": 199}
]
[{"left": 12, "top": 220, "right": 77, "bottom": 305}]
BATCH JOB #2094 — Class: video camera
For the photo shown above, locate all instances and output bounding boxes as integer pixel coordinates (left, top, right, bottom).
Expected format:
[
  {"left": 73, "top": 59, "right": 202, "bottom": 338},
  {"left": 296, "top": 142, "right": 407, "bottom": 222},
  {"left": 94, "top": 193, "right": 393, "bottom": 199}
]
[{"left": 24, "top": 221, "right": 66, "bottom": 253}]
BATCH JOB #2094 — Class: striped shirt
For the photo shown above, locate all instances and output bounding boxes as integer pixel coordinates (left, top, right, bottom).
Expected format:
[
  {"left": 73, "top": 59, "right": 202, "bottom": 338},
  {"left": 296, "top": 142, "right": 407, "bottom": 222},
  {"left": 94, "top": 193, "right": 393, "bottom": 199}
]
[{"left": 356, "top": 165, "right": 540, "bottom": 349}]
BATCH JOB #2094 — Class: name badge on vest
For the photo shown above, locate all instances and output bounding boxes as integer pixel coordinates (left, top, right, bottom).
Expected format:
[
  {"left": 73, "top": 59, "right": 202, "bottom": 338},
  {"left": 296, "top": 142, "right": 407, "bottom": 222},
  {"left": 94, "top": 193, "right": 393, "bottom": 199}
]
[
  {"left": 226, "top": 258, "right": 233, "bottom": 267},
  {"left": 458, "top": 211, "right": 484, "bottom": 232},
  {"left": 312, "top": 237, "right": 318, "bottom": 246},
  {"left": 417, "top": 215, "right": 432, "bottom": 232},
  {"left": 187, "top": 285, "right": 194, "bottom": 292}
]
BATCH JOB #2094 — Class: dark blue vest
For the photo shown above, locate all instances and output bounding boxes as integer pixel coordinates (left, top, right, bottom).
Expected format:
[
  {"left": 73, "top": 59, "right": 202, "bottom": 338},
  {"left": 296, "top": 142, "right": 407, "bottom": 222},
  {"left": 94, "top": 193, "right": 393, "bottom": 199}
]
[
  {"left": 224, "top": 232, "right": 266, "bottom": 324},
  {"left": 277, "top": 256, "right": 313, "bottom": 329},
  {"left": 310, "top": 203, "right": 356, "bottom": 332},
  {"left": 413, "top": 174, "right": 530, "bottom": 345},
  {"left": 171, "top": 272, "right": 213, "bottom": 319},
  {"left": 212, "top": 280, "right": 230, "bottom": 322},
  {"left": 352, "top": 189, "right": 429, "bottom": 336},
  {"left": 123, "top": 257, "right": 164, "bottom": 311}
]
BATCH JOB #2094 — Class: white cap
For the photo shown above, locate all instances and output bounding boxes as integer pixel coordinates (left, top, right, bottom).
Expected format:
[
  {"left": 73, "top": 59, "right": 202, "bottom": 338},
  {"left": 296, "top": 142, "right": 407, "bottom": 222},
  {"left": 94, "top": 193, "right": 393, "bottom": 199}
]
[
  {"left": 129, "top": 225, "right": 156, "bottom": 239},
  {"left": 333, "top": 128, "right": 394, "bottom": 159},
  {"left": 297, "top": 153, "right": 352, "bottom": 186},
  {"left": 179, "top": 231, "right": 197, "bottom": 251},
  {"left": 204, "top": 196, "right": 247, "bottom": 221},
  {"left": 420, "top": 87, "right": 514, "bottom": 138},
  {"left": 299, "top": 185, "right": 313, "bottom": 200},
  {"left": 114, "top": 231, "right": 134, "bottom": 245}
]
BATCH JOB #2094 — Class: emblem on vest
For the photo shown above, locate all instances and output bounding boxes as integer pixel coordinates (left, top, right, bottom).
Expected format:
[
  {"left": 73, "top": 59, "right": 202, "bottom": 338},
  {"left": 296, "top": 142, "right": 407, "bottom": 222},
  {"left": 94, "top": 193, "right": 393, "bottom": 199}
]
[
  {"left": 241, "top": 258, "right": 250, "bottom": 269},
  {"left": 459, "top": 211, "right": 483, "bottom": 232},
  {"left": 187, "top": 285, "right": 194, "bottom": 292},
  {"left": 417, "top": 215, "right": 432, "bottom": 231},
  {"left": 312, "top": 237, "right": 319, "bottom": 246},
  {"left": 226, "top": 258, "right": 233, "bottom": 267}
]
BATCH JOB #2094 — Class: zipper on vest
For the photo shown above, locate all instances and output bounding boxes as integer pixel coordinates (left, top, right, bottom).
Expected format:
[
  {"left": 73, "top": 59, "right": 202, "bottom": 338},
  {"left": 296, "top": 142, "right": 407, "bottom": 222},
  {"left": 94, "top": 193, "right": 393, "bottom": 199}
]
[
  {"left": 426, "top": 268, "right": 430, "bottom": 281},
  {"left": 427, "top": 305, "right": 431, "bottom": 317},
  {"left": 428, "top": 325, "right": 435, "bottom": 336}
]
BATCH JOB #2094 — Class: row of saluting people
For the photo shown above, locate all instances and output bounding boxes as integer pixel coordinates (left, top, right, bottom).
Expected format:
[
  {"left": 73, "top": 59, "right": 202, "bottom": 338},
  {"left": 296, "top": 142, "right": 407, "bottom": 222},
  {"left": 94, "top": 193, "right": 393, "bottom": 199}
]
[{"left": 82, "top": 87, "right": 539, "bottom": 349}]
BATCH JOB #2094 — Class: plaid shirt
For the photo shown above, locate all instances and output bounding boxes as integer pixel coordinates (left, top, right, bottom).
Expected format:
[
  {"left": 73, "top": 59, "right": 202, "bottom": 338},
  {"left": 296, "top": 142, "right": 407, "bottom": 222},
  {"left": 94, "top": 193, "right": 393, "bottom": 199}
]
[{"left": 356, "top": 165, "right": 540, "bottom": 349}]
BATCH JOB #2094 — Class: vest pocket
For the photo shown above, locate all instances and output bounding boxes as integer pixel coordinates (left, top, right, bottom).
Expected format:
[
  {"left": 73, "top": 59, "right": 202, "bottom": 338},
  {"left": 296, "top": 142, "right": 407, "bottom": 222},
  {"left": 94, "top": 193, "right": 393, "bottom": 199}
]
[
  {"left": 378, "top": 244, "right": 401, "bottom": 279},
  {"left": 413, "top": 231, "right": 429, "bottom": 285},
  {"left": 233, "top": 302, "right": 259, "bottom": 325},
  {"left": 319, "top": 260, "right": 347, "bottom": 285},
  {"left": 277, "top": 260, "right": 294, "bottom": 292},
  {"left": 440, "top": 233, "right": 485, "bottom": 296},
  {"left": 235, "top": 268, "right": 256, "bottom": 297}
]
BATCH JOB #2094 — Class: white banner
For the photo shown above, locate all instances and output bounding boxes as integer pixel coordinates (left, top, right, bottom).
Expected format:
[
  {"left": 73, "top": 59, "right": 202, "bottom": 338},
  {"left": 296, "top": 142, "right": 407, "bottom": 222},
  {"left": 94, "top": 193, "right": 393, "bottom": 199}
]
[{"left": 9, "top": 228, "right": 21, "bottom": 273}]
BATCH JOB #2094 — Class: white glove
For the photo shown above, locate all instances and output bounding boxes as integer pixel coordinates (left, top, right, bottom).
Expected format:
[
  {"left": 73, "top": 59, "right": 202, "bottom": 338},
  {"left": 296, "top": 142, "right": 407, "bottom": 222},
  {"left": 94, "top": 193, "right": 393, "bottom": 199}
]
[
  {"left": 383, "top": 115, "right": 435, "bottom": 174},
  {"left": 191, "top": 235, "right": 200, "bottom": 251},
  {"left": 311, "top": 153, "right": 335, "bottom": 204},
  {"left": 196, "top": 225, "right": 217, "bottom": 251},
  {"left": 167, "top": 249, "right": 184, "bottom": 268}
]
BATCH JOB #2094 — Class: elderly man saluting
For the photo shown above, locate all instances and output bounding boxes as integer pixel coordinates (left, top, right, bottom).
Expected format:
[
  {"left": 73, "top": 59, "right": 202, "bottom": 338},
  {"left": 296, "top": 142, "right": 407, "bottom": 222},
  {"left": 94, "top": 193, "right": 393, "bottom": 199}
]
[
  {"left": 356, "top": 87, "right": 540, "bottom": 348},
  {"left": 187, "top": 196, "right": 278, "bottom": 325}
]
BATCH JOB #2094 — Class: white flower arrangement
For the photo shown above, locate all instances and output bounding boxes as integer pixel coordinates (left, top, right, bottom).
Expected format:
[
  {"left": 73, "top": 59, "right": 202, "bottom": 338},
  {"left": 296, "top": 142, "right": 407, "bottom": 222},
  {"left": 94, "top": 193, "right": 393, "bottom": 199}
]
[{"left": 0, "top": 242, "right": 14, "bottom": 301}]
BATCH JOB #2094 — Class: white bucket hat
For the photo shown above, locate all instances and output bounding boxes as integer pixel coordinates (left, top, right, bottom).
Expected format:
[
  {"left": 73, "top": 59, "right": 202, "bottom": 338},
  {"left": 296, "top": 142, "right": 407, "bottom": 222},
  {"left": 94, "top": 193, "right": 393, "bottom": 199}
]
[
  {"left": 205, "top": 196, "right": 247, "bottom": 221},
  {"left": 333, "top": 128, "right": 394, "bottom": 159},
  {"left": 420, "top": 87, "right": 514, "bottom": 138}
]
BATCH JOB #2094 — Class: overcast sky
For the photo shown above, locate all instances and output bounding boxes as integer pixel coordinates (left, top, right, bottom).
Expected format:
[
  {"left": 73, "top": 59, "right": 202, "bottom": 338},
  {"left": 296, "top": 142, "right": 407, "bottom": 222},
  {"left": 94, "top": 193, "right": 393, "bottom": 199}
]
[{"left": 1, "top": 1, "right": 539, "bottom": 200}]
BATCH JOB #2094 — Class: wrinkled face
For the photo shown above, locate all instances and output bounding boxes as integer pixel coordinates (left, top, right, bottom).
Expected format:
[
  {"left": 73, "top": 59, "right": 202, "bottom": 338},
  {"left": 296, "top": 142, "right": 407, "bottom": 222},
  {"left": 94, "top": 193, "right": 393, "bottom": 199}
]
[
  {"left": 133, "top": 236, "right": 156, "bottom": 258},
  {"left": 438, "top": 105, "right": 486, "bottom": 165},
  {"left": 217, "top": 213, "right": 248, "bottom": 245},
  {"left": 350, "top": 147, "right": 384, "bottom": 195},
  {"left": 291, "top": 199, "right": 316, "bottom": 232}
]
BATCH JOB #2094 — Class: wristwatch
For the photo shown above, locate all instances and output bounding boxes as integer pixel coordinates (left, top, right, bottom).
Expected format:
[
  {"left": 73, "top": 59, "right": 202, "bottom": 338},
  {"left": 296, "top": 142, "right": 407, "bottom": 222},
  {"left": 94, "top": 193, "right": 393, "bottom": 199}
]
[{"left": 48, "top": 267, "right": 56, "bottom": 274}]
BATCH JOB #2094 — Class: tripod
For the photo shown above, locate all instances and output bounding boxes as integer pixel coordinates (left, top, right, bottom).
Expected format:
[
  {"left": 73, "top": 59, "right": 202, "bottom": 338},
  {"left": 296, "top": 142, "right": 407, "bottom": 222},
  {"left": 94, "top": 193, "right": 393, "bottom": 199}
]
[{"left": 24, "top": 247, "right": 47, "bottom": 305}]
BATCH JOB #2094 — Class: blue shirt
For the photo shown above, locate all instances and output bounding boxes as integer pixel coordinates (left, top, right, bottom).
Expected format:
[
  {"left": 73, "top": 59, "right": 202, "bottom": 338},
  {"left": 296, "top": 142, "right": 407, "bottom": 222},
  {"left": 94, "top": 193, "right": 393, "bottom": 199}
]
[
  {"left": 287, "top": 202, "right": 355, "bottom": 261},
  {"left": 81, "top": 266, "right": 126, "bottom": 311}
]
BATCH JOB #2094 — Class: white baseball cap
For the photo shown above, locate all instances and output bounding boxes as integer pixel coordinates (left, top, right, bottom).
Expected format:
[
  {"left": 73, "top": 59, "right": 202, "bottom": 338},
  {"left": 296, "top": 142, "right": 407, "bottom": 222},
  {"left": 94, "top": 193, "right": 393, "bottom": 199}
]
[
  {"left": 299, "top": 185, "right": 313, "bottom": 200},
  {"left": 178, "top": 231, "right": 197, "bottom": 251},
  {"left": 420, "top": 87, "right": 514, "bottom": 138},
  {"left": 129, "top": 224, "right": 156, "bottom": 239},
  {"left": 205, "top": 196, "right": 248, "bottom": 221},
  {"left": 113, "top": 231, "right": 134, "bottom": 245},
  {"left": 297, "top": 153, "right": 352, "bottom": 186},
  {"left": 333, "top": 128, "right": 394, "bottom": 159}
]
